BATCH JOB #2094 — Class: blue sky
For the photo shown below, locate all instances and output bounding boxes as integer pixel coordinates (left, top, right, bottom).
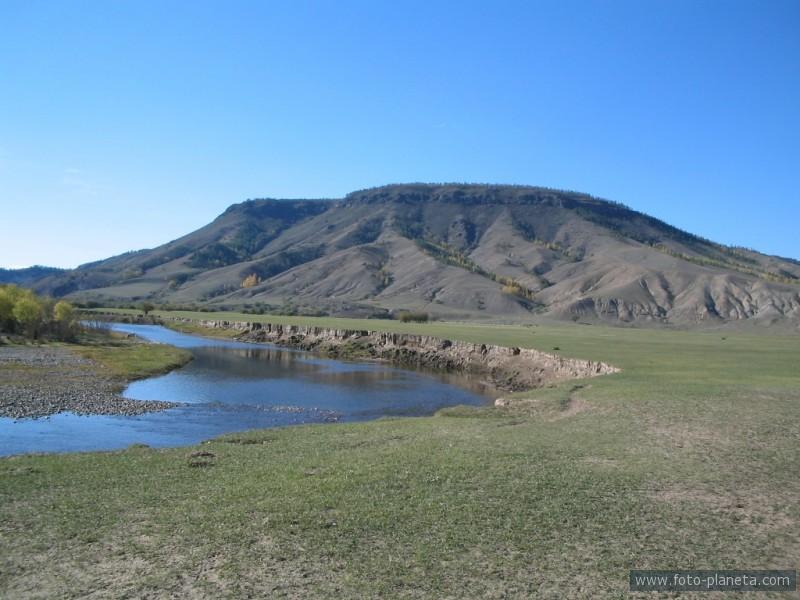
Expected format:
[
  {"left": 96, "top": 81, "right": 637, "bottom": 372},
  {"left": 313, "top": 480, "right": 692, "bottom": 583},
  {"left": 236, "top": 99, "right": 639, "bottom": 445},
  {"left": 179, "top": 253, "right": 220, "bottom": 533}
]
[{"left": 1, "top": 0, "right": 798, "bottom": 268}]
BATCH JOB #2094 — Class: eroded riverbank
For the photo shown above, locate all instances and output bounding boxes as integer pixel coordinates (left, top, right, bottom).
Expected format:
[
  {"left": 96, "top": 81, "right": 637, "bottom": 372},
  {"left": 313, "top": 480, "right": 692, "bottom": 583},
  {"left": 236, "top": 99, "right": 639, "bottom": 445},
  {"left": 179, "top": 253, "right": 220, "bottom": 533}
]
[{"left": 162, "top": 317, "right": 620, "bottom": 391}]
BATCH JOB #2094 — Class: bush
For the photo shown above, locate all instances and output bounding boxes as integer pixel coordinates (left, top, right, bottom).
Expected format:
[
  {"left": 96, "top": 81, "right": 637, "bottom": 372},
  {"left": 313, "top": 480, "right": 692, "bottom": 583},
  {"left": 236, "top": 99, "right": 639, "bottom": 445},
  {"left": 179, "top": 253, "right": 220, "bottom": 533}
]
[{"left": 397, "top": 311, "right": 429, "bottom": 323}]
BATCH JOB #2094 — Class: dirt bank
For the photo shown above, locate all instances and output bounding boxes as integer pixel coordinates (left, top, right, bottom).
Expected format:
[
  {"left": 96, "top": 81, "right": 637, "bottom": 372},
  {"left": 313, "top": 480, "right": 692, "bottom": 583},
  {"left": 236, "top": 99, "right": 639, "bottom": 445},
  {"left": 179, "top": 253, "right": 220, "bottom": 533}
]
[{"left": 160, "top": 317, "right": 620, "bottom": 392}]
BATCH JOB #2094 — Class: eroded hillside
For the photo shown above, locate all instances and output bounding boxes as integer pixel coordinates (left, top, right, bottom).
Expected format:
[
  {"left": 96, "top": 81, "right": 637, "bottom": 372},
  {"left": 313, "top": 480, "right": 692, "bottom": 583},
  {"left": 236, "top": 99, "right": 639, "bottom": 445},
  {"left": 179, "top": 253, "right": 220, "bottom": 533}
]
[{"left": 29, "top": 184, "right": 800, "bottom": 328}]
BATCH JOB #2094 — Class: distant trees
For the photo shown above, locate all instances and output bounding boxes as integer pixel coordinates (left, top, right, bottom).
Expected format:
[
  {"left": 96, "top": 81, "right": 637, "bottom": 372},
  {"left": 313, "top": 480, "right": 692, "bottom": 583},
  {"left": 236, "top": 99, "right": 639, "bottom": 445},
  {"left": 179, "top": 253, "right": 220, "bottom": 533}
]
[
  {"left": 396, "top": 311, "right": 429, "bottom": 323},
  {"left": 186, "top": 243, "right": 241, "bottom": 269},
  {"left": 497, "top": 276, "right": 535, "bottom": 300},
  {"left": 140, "top": 301, "right": 155, "bottom": 316},
  {"left": 167, "top": 272, "right": 192, "bottom": 290},
  {"left": 0, "top": 285, "right": 78, "bottom": 341},
  {"left": 241, "top": 273, "right": 261, "bottom": 288}
]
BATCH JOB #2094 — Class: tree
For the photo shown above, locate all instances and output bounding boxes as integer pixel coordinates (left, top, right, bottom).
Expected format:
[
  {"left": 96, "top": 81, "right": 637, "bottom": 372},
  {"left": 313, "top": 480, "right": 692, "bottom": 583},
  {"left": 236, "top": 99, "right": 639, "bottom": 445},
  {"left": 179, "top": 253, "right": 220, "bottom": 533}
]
[
  {"left": 397, "top": 311, "right": 429, "bottom": 323},
  {"left": 140, "top": 301, "right": 155, "bottom": 316},
  {"left": 241, "top": 273, "right": 261, "bottom": 288},
  {"left": 53, "top": 300, "right": 75, "bottom": 322},
  {"left": 13, "top": 297, "right": 44, "bottom": 339},
  {"left": 0, "top": 287, "right": 15, "bottom": 332},
  {"left": 53, "top": 300, "right": 77, "bottom": 341}
]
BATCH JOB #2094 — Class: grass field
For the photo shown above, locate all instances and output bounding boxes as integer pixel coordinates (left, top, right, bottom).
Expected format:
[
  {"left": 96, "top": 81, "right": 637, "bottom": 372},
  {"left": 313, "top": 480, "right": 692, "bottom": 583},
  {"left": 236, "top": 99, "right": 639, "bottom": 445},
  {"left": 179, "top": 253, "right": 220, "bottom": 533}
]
[{"left": 2, "top": 310, "right": 799, "bottom": 598}]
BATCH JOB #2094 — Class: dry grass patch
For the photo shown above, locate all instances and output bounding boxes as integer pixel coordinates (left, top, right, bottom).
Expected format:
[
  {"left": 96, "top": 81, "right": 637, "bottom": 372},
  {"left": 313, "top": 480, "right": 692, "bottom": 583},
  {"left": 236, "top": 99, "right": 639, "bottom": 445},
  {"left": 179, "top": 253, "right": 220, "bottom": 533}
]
[
  {"left": 650, "top": 485, "right": 796, "bottom": 534},
  {"left": 646, "top": 422, "right": 735, "bottom": 452}
]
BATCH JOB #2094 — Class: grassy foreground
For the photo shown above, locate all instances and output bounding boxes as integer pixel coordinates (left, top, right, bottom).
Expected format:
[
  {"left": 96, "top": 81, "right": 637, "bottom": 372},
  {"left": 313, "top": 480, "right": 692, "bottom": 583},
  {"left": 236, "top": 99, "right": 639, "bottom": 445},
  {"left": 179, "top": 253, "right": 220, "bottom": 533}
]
[{"left": 2, "top": 311, "right": 799, "bottom": 598}]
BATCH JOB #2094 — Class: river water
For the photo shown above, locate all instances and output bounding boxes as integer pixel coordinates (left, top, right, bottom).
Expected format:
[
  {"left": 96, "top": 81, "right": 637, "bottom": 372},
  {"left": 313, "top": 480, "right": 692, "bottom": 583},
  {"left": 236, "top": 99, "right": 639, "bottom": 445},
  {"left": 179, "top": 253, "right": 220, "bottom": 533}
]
[{"left": 0, "top": 324, "right": 491, "bottom": 455}]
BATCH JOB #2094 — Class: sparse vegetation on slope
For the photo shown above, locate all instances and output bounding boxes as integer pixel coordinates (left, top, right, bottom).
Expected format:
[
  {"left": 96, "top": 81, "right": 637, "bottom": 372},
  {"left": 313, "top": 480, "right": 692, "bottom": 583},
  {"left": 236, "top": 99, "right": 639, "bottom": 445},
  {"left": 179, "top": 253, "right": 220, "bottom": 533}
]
[{"left": 17, "top": 184, "right": 800, "bottom": 328}]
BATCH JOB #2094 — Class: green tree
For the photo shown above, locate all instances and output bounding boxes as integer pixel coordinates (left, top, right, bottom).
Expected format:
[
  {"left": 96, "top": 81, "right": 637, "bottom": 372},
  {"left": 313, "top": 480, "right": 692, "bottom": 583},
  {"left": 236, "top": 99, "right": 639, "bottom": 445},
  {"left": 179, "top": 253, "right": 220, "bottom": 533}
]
[
  {"left": 53, "top": 300, "right": 78, "bottom": 341},
  {"left": 13, "top": 297, "right": 44, "bottom": 339},
  {"left": 140, "top": 301, "right": 155, "bottom": 316},
  {"left": 53, "top": 300, "right": 75, "bottom": 322},
  {"left": 0, "top": 287, "right": 15, "bottom": 332}
]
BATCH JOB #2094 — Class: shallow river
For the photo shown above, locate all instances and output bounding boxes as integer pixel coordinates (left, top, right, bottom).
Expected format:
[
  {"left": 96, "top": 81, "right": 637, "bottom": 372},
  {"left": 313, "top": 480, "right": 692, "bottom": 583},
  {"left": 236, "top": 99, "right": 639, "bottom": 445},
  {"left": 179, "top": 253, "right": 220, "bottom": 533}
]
[{"left": 0, "top": 324, "right": 491, "bottom": 455}]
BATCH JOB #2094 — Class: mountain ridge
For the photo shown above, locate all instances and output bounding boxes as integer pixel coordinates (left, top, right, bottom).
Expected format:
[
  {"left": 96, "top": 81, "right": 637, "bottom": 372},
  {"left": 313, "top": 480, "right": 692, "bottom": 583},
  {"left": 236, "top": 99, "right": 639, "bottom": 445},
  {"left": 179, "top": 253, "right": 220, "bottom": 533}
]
[{"left": 14, "top": 183, "right": 800, "bottom": 329}]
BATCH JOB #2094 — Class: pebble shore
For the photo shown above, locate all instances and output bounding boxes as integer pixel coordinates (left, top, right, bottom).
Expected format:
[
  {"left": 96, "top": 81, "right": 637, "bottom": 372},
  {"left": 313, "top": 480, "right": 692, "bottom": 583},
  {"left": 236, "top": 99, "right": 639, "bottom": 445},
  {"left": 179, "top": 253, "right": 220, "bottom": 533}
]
[{"left": 0, "top": 346, "right": 179, "bottom": 419}]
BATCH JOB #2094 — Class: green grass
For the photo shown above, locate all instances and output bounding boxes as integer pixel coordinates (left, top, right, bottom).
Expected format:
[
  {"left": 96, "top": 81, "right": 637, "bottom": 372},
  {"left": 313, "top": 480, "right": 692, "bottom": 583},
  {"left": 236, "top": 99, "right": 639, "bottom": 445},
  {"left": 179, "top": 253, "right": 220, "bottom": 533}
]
[
  {"left": 157, "top": 319, "right": 241, "bottom": 340},
  {"left": 72, "top": 335, "right": 193, "bottom": 382},
  {"left": 2, "top": 310, "right": 799, "bottom": 598}
]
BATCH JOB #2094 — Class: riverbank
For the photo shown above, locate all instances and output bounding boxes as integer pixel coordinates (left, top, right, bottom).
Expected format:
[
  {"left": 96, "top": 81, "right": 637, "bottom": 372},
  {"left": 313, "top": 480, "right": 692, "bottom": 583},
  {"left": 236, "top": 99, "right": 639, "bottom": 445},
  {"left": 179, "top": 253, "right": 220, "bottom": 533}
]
[
  {"left": 0, "top": 335, "right": 192, "bottom": 419},
  {"left": 4, "top": 311, "right": 798, "bottom": 597},
  {"left": 91, "top": 312, "right": 620, "bottom": 393}
]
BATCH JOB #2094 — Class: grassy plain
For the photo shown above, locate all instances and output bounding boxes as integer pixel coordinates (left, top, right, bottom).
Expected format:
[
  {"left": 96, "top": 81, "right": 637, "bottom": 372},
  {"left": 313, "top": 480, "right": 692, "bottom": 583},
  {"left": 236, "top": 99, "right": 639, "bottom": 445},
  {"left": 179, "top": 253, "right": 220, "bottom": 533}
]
[{"left": 1, "top": 310, "right": 798, "bottom": 598}]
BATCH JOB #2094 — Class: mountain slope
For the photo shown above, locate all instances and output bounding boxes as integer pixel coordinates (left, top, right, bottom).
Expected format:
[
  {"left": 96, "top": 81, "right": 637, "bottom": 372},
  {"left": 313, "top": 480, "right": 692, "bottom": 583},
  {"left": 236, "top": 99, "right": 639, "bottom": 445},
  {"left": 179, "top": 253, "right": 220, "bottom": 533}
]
[{"left": 29, "top": 184, "right": 800, "bottom": 328}]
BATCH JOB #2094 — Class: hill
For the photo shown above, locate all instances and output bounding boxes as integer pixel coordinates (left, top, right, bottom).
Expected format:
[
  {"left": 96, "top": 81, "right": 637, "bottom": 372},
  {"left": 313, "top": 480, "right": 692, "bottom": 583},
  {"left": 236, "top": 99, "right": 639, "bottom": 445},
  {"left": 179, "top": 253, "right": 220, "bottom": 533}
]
[
  {"left": 27, "top": 184, "right": 800, "bottom": 328},
  {"left": 0, "top": 266, "right": 65, "bottom": 286}
]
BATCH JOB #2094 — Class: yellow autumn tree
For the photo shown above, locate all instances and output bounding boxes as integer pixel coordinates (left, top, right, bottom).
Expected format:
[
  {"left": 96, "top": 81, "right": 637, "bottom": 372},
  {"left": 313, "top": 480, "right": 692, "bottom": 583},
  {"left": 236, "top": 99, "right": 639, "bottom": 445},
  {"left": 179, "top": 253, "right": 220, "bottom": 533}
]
[
  {"left": 241, "top": 273, "right": 261, "bottom": 288},
  {"left": 53, "top": 300, "right": 78, "bottom": 341}
]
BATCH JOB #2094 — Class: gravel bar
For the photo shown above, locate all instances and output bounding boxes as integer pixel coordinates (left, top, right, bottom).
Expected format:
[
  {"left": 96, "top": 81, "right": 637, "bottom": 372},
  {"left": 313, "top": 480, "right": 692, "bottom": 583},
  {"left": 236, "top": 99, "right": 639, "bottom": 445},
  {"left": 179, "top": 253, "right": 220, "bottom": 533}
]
[{"left": 0, "top": 346, "right": 179, "bottom": 419}]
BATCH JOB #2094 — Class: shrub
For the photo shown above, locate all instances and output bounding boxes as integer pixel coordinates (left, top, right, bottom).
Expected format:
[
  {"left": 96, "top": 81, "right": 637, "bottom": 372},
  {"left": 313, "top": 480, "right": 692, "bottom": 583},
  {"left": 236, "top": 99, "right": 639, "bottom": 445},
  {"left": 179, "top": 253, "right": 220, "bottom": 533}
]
[{"left": 397, "top": 311, "right": 429, "bottom": 323}]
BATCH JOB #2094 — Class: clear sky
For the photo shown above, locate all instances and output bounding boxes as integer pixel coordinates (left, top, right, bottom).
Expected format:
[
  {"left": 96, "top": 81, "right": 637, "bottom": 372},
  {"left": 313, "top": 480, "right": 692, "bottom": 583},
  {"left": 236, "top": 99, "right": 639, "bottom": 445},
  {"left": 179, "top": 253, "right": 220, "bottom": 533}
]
[{"left": 1, "top": 0, "right": 798, "bottom": 268}]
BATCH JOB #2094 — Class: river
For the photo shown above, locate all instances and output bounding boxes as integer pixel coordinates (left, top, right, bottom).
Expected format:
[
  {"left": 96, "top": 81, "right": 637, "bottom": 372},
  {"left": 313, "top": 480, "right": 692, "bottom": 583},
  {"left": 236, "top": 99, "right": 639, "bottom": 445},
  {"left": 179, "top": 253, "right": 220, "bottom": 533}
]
[{"left": 0, "top": 324, "right": 491, "bottom": 455}]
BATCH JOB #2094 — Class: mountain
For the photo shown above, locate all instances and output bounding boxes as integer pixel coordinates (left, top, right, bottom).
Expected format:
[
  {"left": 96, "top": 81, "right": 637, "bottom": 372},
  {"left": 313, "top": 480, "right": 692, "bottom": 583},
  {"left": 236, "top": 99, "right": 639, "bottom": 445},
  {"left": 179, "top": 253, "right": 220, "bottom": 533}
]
[{"left": 28, "top": 184, "right": 800, "bottom": 328}]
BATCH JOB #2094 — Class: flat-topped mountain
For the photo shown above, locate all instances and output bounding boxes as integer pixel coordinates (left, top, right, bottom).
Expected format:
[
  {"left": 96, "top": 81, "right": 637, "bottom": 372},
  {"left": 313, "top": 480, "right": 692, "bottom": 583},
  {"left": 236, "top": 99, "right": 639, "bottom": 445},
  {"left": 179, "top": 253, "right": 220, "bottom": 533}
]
[{"left": 26, "top": 184, "right": 800, "bottom": 327}]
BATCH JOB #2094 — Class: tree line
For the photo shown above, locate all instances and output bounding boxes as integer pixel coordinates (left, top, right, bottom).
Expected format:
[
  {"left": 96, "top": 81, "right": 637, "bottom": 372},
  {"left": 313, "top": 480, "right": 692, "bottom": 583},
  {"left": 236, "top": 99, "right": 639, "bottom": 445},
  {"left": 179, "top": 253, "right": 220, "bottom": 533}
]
[{"left": 0, "top": 285, "right": 79, "bottom": 341}]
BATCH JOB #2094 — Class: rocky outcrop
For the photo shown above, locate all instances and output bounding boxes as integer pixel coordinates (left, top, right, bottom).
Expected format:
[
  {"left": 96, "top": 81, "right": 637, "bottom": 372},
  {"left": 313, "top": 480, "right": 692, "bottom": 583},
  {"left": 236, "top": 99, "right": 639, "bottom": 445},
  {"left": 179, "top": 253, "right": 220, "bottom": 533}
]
[{"left": 167, "top": 317, "right": 620, "bottom": 392}]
